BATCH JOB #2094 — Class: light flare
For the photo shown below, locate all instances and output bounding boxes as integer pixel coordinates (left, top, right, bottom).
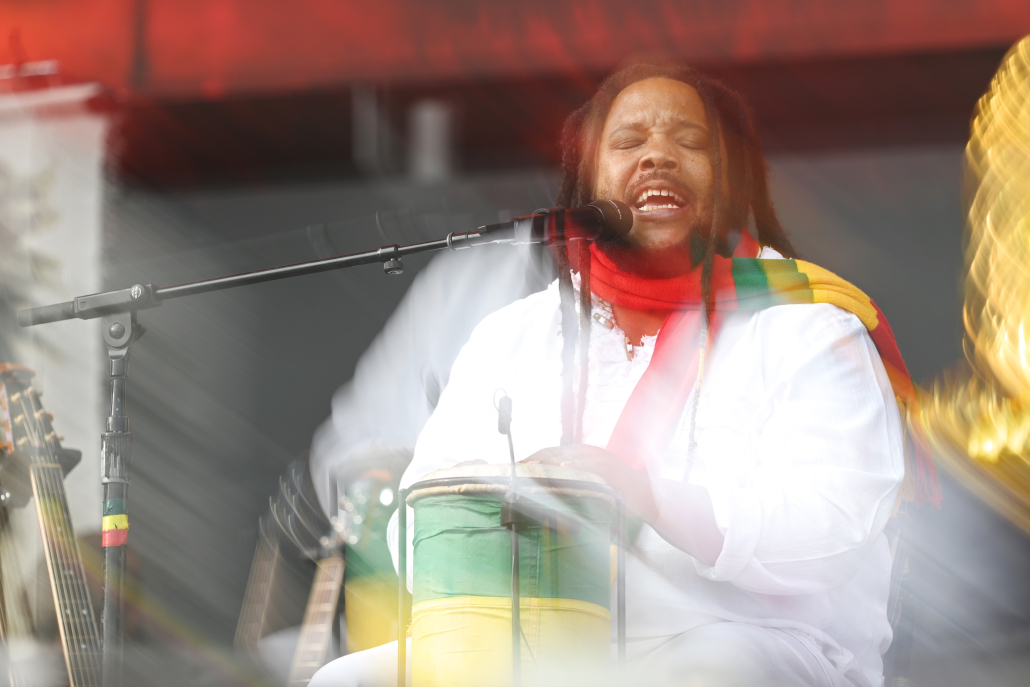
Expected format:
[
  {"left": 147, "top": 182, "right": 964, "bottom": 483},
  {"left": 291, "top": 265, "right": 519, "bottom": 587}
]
[{"left": 919, "top": 36, "right": 1030, "bottom": 531}]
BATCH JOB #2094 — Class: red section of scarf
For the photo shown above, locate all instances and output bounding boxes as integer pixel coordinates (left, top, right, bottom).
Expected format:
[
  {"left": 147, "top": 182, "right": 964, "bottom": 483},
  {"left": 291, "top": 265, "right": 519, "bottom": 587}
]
[{"left": 599, "top": 232, "right": 759, "bottom": 471}]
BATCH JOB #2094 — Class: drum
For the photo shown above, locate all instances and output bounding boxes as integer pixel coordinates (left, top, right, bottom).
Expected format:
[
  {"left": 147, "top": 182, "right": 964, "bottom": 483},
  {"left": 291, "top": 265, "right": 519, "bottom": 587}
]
[{"left": 406, "top": 463, "right": 615, "bottom": 687}]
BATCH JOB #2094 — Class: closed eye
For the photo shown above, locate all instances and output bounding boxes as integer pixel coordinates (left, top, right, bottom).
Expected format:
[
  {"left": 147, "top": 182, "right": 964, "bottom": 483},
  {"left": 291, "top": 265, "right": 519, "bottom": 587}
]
[
  {"left": 611, "top": 137, "right": 645, "bottom": 150},
  {"left": 678, "top": 136, "right": 708, "bottom": 150}
]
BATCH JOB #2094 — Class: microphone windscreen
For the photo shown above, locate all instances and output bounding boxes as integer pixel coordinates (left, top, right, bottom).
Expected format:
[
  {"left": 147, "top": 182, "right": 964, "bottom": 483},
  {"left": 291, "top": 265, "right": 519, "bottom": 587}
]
[{"left": 588, "top": 199, "right": 634, "bottom": 238}]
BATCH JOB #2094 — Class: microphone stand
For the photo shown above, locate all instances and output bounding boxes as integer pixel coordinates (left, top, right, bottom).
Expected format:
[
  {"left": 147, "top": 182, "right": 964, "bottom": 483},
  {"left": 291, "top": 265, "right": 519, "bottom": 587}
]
[
  {"left": 17, "top": 218, "right": 554, "bottom": 687},
  {"left": 495, "top": 394, "right": 520, "bottom": 687}
]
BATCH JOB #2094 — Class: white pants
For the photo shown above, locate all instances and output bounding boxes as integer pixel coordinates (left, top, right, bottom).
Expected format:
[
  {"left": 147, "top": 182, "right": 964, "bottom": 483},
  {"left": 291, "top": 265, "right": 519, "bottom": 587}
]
[{"left": 309, "top": 622, "right": 851, "bottom": 687}]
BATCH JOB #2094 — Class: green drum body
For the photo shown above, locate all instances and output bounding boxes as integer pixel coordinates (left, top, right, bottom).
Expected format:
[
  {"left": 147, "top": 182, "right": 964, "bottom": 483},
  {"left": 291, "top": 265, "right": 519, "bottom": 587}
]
[{"left": 407, "top": 464, "right": 614, "bottom": 687}]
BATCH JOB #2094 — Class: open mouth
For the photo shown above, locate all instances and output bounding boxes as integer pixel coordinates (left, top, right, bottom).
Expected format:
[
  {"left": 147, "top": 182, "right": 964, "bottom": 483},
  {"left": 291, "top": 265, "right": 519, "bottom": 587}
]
[{"left": 632, "top": 186, "right": 687, "bottom": 212}]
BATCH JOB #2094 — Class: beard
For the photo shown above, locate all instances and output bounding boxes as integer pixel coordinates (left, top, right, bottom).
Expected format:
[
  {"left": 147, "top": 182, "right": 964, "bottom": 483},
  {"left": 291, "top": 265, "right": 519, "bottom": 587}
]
[{"left": 594, "top": 213, "right": 711, "bottom": 278}]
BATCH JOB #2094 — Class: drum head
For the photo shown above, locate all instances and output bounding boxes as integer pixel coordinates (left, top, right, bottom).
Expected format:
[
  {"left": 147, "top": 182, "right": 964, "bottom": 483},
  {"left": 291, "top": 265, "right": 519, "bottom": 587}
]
[
  {"left": 417, "top": 462, "right": 606, "bottom": 484},
  {"left": 406, "top": 462, "right": 613, "bottom": 506}
]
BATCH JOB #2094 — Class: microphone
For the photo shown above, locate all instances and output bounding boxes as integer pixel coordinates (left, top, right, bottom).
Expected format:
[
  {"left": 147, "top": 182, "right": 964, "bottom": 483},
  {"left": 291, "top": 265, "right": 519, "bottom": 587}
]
[{"left": 467, "top": 199, "right": 633, "bottom": 247}]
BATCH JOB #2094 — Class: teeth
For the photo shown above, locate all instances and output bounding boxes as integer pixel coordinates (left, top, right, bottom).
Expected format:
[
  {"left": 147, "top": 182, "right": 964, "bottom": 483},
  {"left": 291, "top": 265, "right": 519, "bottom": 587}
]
[{"left": 636, "top": 188, "right": 684, "bottom": 206}]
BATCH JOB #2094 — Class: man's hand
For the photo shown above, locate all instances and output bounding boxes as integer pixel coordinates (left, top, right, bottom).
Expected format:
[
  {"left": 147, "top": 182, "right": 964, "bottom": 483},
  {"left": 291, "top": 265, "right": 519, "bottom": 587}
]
[{"left": 523, "top": 445, "right": 657, "bottom": 522}]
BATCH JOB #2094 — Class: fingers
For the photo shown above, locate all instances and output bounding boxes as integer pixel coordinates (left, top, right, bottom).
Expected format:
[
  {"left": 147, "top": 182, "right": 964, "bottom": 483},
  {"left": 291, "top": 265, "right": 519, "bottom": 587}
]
[
  {"left": 524, "top": 446, "right": 567, "bottom": 465},
  {"left": 523, "top": 445, "right": 621, "bottom": 471}
]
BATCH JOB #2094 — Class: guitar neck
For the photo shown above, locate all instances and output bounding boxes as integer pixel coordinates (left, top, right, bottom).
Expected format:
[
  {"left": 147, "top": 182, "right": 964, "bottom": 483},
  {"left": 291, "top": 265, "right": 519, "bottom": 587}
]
[
  {"left": 287, "top": 554, "right": 345, "bottom": 687},
  {"left": 234, "top": 535, "right": 281, "bottom": 649},
  {"left": 3, "top": 377, "right": 101, "bottom": 687},
  {"left": 31, "top": 464, "right": 102, "bottom": 687}
]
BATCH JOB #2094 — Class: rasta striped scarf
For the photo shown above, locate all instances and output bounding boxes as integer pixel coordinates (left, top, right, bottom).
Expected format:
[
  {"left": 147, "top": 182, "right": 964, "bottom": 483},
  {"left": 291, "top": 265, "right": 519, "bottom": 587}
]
[{"left": 589, "top": 231, "right": 941, "bottom": 507}]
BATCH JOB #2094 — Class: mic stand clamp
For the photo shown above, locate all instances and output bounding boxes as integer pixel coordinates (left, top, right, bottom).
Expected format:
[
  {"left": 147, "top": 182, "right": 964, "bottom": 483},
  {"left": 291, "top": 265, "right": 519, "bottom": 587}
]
[{"left": 99, "top": 310, "right": 143, "bottom": 687}]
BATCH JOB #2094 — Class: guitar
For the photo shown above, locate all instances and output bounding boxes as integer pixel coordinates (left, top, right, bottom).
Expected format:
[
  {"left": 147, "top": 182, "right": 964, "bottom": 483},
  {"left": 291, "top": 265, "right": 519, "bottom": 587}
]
[
  {"left": 235, "top": 462, "right": 333, "bottom": 657},
  {"left": 0, "top": 364, "right": 102, "bottom": 687},
  {"left": 236, "top": 460, "right": 402, "bottom": 686}
]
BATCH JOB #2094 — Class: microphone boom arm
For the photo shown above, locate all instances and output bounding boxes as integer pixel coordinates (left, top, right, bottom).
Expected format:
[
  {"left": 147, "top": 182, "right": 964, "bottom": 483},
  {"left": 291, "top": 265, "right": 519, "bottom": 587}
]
[
  {"left": 17, "top": 224, "right": 533, "bottom": 328},
  {"left": 19, "top": 199, "right": 632, "bottom": 327}
]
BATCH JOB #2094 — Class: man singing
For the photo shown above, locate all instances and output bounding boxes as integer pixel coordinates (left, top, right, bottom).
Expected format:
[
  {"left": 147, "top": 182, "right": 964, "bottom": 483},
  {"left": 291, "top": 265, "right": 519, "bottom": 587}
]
[{"left": 313, "top": 62, "right": 939, "bottom": 687}]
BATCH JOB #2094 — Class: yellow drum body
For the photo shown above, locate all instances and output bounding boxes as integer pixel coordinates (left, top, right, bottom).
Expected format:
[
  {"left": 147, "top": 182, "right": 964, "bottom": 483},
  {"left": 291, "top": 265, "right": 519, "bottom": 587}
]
[{"left": 407, "top": 464, "right": 614, "bottom": 687}]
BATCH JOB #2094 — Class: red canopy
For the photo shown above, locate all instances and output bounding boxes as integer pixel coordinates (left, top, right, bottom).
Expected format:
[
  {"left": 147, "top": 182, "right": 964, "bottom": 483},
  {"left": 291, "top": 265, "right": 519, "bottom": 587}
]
[{"left": 4, "top": 0, "right": 1030, "bottom": 98}]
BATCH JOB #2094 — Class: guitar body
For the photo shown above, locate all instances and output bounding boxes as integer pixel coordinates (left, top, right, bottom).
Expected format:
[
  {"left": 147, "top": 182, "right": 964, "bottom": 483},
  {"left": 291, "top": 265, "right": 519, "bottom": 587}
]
[
  {"left": 0, "top": 364, "right": 101, "bottom": 687},
  {"left": 0, "top": 502, "right": 41, "bottom": 687}
]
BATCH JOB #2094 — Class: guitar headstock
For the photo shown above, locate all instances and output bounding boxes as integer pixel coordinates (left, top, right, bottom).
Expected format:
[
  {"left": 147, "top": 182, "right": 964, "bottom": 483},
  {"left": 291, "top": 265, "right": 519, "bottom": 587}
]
[
  {"left": 265, "top": 461, "right": 340, "bottom": 559},
  {"left": 0, "top": 364, "right": 38, "bottom": 458},
  {"left": 0, "top": 363, "right": 82, "bottom": 507}
]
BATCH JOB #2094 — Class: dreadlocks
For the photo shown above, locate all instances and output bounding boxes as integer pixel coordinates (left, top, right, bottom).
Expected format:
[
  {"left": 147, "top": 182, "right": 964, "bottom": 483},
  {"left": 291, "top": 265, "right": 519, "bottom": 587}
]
[{"left": 554, "top": 62, "right": 797, "bottom": 445}]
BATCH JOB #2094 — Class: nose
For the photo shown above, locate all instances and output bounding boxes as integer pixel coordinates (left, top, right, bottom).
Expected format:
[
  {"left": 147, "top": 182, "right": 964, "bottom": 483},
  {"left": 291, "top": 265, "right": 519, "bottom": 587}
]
[{"left": 639, "top": 142, "right": 678, "bottom": 172}]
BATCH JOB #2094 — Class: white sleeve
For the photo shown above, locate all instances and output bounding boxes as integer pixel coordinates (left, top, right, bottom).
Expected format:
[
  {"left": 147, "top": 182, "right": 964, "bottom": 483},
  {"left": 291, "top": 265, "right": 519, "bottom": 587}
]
[
  {"left": 309, "top": 244, "right": 550, "bottom": 515},
  {"left": 653, "top": 305, "right": 905, "bottom": 594},
  {"left": 388, "top": 287, "right": 563, "bottom": 585},
  {"left": 400, "top": 286, "right": 564, "bottom": 489}
]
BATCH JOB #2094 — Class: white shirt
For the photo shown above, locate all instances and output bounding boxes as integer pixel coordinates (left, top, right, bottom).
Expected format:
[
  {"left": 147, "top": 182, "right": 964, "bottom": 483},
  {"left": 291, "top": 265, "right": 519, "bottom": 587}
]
[
  {"left": 309, "top": 242, "right": 552, "bottom": 514},
  {"left": 399, "top": 248, "right": 904, "bottom": 687}
]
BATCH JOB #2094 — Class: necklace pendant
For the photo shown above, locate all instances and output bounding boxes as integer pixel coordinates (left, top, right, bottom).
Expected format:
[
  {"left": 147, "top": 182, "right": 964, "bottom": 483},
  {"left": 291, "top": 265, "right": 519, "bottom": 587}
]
[
  {"left": 625, "top": 335, "right": 635, "bottom": 361},
  {"left": 593, "top": 312, "right": 615, "bottom": 329}
]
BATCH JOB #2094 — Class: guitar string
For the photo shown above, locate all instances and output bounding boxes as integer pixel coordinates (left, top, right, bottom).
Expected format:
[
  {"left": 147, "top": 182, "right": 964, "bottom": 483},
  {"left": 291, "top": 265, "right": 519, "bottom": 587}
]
[
  {"left": 14, "top": 390, "right": 88, "bottom": 682},
  {"left": 18, "top": 389, "right": 100, "bottom": 684},
  {"left": 306, "top": 560, "right": 339, "bottom": 654},
  {"left": 32, "top": 389, "right": 101, "bottom": 684},
  {"left": 18, "top": 390, "right": 93, "bottom": 684},
  {"left": 291, "top": 558, "right": 343, "bottom": 676},
  {"left": 49, "top": 465, "right": 101, "bottom": 682},
  {"left": 4, "top": 383, "right": 84, "bottom": 687},
  {"left": 15, "top": 391, "right": 88, "bottom": 682},
  {"left": 294, "top": 564, "right": 330, "bottom": 673},
  {"left": 33, "top": 389, "right": 102, "bottom": 683},
  {"left": 23, "top": 391, "right": 93, "bottom": 680}
]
